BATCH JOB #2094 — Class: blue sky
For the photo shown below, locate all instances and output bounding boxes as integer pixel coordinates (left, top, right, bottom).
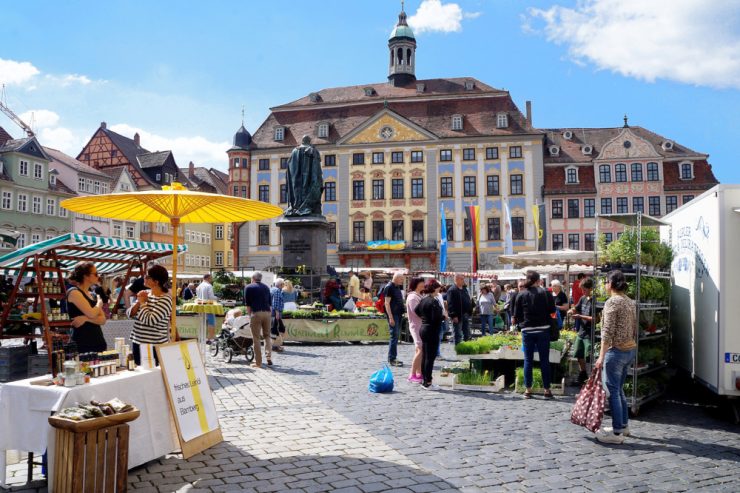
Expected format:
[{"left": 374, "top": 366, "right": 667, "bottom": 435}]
[{"left": 1, "top": 0, "right": 738, "bottom": 183}]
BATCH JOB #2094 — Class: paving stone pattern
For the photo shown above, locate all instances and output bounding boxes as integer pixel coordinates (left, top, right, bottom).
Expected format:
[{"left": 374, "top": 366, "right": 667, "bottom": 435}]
[{"left": 4, "top": 341, "right": 740, "bottom": 492}]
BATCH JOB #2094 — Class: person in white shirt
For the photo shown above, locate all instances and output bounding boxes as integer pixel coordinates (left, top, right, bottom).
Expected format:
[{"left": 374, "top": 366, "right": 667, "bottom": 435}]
[{"left": 196, "top": 274, "right": 218, "bottom": 340}]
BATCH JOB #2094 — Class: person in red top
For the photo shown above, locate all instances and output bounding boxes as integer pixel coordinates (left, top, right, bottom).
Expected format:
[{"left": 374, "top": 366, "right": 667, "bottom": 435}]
[{"left": 571, "top": 273, "right": 586, "bottom": 333}]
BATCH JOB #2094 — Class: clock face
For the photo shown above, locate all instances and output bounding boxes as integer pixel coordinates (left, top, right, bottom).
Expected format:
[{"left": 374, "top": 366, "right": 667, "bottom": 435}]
[{"left": 379, "top": 126, "right": 394, "bottom": 140}]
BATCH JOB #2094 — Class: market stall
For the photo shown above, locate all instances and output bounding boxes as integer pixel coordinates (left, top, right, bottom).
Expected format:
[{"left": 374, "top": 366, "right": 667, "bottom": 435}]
[
  {"left": 0, "top": 233, "right": 186, "bottom": 374},
  {"left": 0, "top": 367, "right": 178, "bottom": 490}
]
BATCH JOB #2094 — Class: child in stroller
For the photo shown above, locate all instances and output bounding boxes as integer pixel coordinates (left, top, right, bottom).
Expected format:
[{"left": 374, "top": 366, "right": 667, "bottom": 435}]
[{"left": 210, "top": 308, "right": 255, "bottom": 363}]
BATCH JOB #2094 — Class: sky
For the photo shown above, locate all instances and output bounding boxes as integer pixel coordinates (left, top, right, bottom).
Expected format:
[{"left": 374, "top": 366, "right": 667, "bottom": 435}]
[{"left": 1, "top": 0, "right": 738, "bottom": 183}]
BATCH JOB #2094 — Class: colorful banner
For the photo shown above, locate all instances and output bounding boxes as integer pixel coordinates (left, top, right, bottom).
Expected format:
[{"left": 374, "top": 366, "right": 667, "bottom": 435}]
[
  {"left": 503, "top": 199, "right": 513, "bottom": 257},
  {"left": 284, "top": 318, "right": 390, "bottom": 342},
  {"left": 532, "top": 203, "right": 543, "bottom": 251},
  {"left": 538, "top": 203, "right": 547, "bottom": 251},
  {"left": 440, "top": 203, "right": 448, "bottom": 271},
  {"left": 367, "top": 240, "right": 405, "bottom": 250},
  {"left": 465, "top": 205, "right": 480, "bottom": 272}
]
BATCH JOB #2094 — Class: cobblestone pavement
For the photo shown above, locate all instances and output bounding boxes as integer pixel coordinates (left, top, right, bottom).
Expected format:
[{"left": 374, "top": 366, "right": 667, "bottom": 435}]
[{"left": 5, "top": 341, "right": 740, "bottom": 492}]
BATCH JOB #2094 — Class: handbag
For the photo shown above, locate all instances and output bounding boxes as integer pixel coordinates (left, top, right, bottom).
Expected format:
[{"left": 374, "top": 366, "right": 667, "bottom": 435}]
[{"left": 570, "top": 367, "right": 606, "bottom": 432}]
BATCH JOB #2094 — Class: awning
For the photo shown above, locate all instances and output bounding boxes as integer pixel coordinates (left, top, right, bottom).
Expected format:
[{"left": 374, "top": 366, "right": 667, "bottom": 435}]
[
  {"left": 0, "top": 233, "right": 187, "bottom": 276},
  {"left": 497, "top": 249, "right": 596, "bottom": 268}
]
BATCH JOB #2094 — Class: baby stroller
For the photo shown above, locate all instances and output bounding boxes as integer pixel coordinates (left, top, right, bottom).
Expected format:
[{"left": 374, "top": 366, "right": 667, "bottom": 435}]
[{"left": 210, "top": 313, "right": 254, "bottom": 363}]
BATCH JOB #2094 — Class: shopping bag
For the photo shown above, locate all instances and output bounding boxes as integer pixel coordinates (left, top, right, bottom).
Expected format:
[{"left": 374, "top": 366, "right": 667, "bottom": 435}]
[
  {"left": 570, "top": 367, "right": 606, "bottom": 432},
  {"left": 343, "top": 298, "right": 356, "bottom": 312},
  {"left": 368, "top": 364, "right": 394, "bottom": 393}
]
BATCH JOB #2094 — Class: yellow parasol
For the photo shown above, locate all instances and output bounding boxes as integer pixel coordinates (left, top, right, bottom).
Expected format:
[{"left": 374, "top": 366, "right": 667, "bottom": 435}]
[{"left": 61, "top": 182, "right": 283, "bottom": 339}]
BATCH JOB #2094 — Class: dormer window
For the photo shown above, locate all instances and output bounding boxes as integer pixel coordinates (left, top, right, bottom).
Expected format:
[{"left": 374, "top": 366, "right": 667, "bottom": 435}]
[
  {"left": 549, "top": 145, "right": 560, "bottom": 157},
  {"left": 680, "top": 162, "right": 694, "bottom": 180},
  {"left": 581, "top": 145, "right": 593, "bottom": 155},
  {"left": 662, "top": 140, "right": 675, "bottom": 151},
  {"left": 451, "top": 114, "right": 463, "bottom": 131},
  {"left": 49, "top": 174, "right": 56, "bottom": 185},
  {"left": 562, "top": 130, "right": 573, "bottom": 140},
  {"left": 416, "top": 83, "right": 425, "bottom": 93},
  {"left": 274, "top": 126, "right": 285, "bottom": 141},
  {"left": 363, "top": 87, "right": 376, "bottom": 97},
  {"left": 496, "top": 113, "right": 508, "bottom": 128},
  {"left": 317, "top": 122, "right": 329, "bottom": 139},
  {"left": 309, "top": 92, "right": 322, "bottom": 103},
  {"left": 464, "top": 80, "right": 475, "bottom": 90},
  {"left": 156, "top": 173, "right": 161, "bottom": 181},
  {"left": 565, "top": 166, "right": 579, "bottom": 184}
]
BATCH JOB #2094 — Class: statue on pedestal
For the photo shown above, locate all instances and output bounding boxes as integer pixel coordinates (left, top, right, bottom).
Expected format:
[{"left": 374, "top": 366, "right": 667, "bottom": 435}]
[{"left": 285, "top": 135, "right": 323, "bottom": 217}]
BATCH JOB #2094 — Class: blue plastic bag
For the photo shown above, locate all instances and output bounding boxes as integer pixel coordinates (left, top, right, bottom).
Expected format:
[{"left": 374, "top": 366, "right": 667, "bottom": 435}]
[{"left": 368, "top": 364, "right": 394, "bottom": 393}]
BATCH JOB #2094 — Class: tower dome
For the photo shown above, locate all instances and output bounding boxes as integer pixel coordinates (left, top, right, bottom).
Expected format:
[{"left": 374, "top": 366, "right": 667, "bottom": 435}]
[
  {"left": 233, "top": 125, "right": 252, "bottom": 149},
  {"left": 388, "top": 5, "right": 417, "bottom": 87}
]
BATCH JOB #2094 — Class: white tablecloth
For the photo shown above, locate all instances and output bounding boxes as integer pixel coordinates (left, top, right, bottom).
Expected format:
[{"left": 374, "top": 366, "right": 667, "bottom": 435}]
[{"left": 0, "top": 368, "right": 178, "bottom": 490}]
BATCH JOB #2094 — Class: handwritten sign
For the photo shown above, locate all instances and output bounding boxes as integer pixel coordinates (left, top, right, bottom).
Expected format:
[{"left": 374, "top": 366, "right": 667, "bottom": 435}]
[{"left": 156, "top": 340, "right": 222, "bottom": 458}]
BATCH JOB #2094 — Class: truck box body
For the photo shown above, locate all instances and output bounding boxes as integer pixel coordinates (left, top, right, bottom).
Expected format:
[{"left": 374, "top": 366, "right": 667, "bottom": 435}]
[{"left": 662, "top": 185, "right": 740, "bottom": 396}]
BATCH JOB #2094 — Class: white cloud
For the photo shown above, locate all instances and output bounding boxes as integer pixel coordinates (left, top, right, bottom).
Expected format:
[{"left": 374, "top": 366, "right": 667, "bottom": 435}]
[
  {"left": 0, "top": 58, "right": 40, "bottom": 85},
  {"left": 407, "top": 0, "right": 480, "bottom": 34},
  {"left": 45, "top": 74, "right": 95, "bottom": 87},
  {"left": 19, "top": 109, "right": 60, "bottom": 129},
  {"left": 109, "top": 124, "right": 229, "bottom": 167},
  {"left": 528, "top": 0, "right": 740, "bottom": 89},
  {"left": 37, "top": 126, "right": 83, "bottom": 154}
]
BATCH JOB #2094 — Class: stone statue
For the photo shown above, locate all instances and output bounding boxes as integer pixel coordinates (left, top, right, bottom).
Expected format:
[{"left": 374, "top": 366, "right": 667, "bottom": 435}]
[{"left": 285, "top": 135, "right": 323, "bottom": 217}]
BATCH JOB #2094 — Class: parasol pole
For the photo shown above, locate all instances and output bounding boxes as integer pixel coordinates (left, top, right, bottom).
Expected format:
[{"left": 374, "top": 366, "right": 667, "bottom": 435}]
[{"left": 170, "top": 213, "right": 180, "bottom": 342}]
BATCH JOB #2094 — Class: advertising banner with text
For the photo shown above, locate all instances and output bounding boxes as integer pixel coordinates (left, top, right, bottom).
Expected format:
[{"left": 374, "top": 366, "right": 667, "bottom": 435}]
[{"left": 284, "top": 318, "right": 390, "bottom": 342}]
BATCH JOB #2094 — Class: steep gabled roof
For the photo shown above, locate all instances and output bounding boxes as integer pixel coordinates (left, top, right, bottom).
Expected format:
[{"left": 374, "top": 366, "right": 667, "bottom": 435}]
[
  {"left": 102, "top": 128, "right": 149, "bottom": 165},
  {"left": 0, "top": 126, "right": 13, "bottom": 146},
  {"left": 0, "top": 136, "right": 50, "bottom": 160},
  {"left": 43, "top": 146, "right": 111, "bottom": 179},
  {"left": 137, "top": 150, "right": 173, "bottom": 169}
]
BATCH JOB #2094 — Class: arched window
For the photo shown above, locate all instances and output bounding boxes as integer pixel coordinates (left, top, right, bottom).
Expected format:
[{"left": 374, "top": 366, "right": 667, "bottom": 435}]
[
  {"left": 397, "top": 47, "right": 403, "bottom": 65},
  {"left": 631, "top": 163, "right": 643, "bottom": 182},
  {"left": 615, "top": 163, "right": 627, "bottom": 182},
  {"left": 406, "top": 48, "right": 411, "bottom": 64},
  {"left": 599, "top": 164, "right": 611, "bottom": 183}
]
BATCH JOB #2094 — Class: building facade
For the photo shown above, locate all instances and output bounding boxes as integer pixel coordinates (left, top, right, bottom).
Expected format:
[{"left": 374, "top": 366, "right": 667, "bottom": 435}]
[
  {"left": 44, "top": 146, "right": 115, "bottom": 237},
  {"left": 228, "top": 7, "right": 544, "bottom": 272},
  {"left": 543, "top": 123, "right": 718, "bottom": 250},
  {"left": 0, "top": 129, "right": 74, "bottom": 252}
]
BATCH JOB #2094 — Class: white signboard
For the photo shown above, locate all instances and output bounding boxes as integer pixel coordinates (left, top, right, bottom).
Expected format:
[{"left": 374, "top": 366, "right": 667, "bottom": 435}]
[{"left": 156, "top": 340, "right": 222, "bottom": 457}]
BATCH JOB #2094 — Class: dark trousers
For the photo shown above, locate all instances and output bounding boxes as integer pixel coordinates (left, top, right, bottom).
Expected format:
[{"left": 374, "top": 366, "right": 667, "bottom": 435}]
[{"left": 420, "top": 324, "right": 440, "bottom": 385}]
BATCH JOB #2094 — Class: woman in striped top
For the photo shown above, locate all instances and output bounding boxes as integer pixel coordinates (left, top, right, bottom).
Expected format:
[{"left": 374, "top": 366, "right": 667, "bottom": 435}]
[{"left": 127, "top": 264, "right": 172, "bottom": 366}]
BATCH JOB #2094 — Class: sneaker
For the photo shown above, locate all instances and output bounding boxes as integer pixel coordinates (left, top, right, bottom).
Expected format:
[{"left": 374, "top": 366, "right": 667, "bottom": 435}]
[
  {"left": 603, "top": 426, "right": 631, "bottom": 437},
  {"left": 407, "top": 375, "right": 423, "bottom": 383},
  {"left": 389, "top": 360, "right": 404, "bottom": 367},
  {"left": 421, "top": 383, "right": 441, "bottom": 391},
  {"left": 595, "top": 428, "right": 626, "bottom": 444}
]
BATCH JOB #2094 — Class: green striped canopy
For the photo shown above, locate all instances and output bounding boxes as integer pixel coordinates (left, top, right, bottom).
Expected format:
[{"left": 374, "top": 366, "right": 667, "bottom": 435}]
[{"left": 0, "top": 233, "right": 187, "bottom": 277}]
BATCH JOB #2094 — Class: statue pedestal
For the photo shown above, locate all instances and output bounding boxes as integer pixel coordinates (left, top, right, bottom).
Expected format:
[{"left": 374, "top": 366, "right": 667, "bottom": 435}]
[{"left": 277, "top": 216, "right": 330, "bottom": 273}]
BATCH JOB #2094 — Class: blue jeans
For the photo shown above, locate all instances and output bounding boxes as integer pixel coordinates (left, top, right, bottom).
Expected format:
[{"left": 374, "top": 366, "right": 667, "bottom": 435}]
[
  {"left": 453, "top": 315, "right": 470, "bottom": 345},
  {"left": 604, "top": 348, "right": 636, "bottom": 432},
  {"left": 480, "top": 314, "right": 493, "bottom": 336},
  {"left": 522, "top": 330, "right": 551, "bottom": 389},
  {"left": 387, "top": 309, "right": 403, "bottom": 362}
]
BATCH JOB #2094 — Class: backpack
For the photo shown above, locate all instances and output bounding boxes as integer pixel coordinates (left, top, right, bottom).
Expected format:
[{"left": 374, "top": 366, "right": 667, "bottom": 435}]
[{"left": 375, "top": 283, "right": 388, "bottom": 314}]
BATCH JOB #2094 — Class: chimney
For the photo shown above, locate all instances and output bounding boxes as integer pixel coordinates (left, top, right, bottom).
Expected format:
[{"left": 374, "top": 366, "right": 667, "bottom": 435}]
[
  {"left": 526, "top": 101, "right": 532, "bottom": 127},
  {"left": 188, "top": 161, "right": 195, "bottom": 179},
  {"left": 134, "top": 132, "right": 140, "bottom": 146},
  {"left": 100, "top": 121, "right": 107, "bottom": 129}
]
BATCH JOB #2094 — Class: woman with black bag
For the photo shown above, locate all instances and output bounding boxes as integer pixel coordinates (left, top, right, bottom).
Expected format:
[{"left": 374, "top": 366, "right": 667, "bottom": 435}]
[
  {"left": 415, "top": 279, "right": 444, "bottom": 390},
  {"left": 513, "top": 270, "right": 557, "bottom": 399}
]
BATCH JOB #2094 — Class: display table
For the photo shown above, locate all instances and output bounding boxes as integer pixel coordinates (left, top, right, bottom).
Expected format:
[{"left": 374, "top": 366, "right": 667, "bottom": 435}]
[
  {"left": 180, "top": 303, "right": 225, "bottom": 361},
  {"left": 283, "top": 317, "right": 389, "bottom": 342},
  {"left": 0, "top": 367, "right": 178, "bottom": 491}
]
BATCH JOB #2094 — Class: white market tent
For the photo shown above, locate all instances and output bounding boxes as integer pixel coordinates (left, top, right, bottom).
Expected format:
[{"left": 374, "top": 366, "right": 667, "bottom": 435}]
[{"left": 497, "top": 249, "right": 596, "bottom": 292}]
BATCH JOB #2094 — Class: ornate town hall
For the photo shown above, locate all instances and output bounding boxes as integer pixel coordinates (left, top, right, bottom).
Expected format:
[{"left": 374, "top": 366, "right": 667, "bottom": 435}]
[{"left": 228, "top": 6, "right": 717, "bottom": 272}]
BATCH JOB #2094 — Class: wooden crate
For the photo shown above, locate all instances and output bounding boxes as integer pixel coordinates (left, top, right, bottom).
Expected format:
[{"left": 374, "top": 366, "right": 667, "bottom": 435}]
[{"left": 50, "top": 421, "right": 132, "bottom": 493}]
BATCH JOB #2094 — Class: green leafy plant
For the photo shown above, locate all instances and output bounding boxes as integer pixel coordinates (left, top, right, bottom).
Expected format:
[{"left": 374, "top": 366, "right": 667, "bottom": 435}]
[
  {"left": 515, "top": 367, "right": 543, "bottom": 391},
  {"left": 456, "top": 369, "right": 492, "bottom": 386}
]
